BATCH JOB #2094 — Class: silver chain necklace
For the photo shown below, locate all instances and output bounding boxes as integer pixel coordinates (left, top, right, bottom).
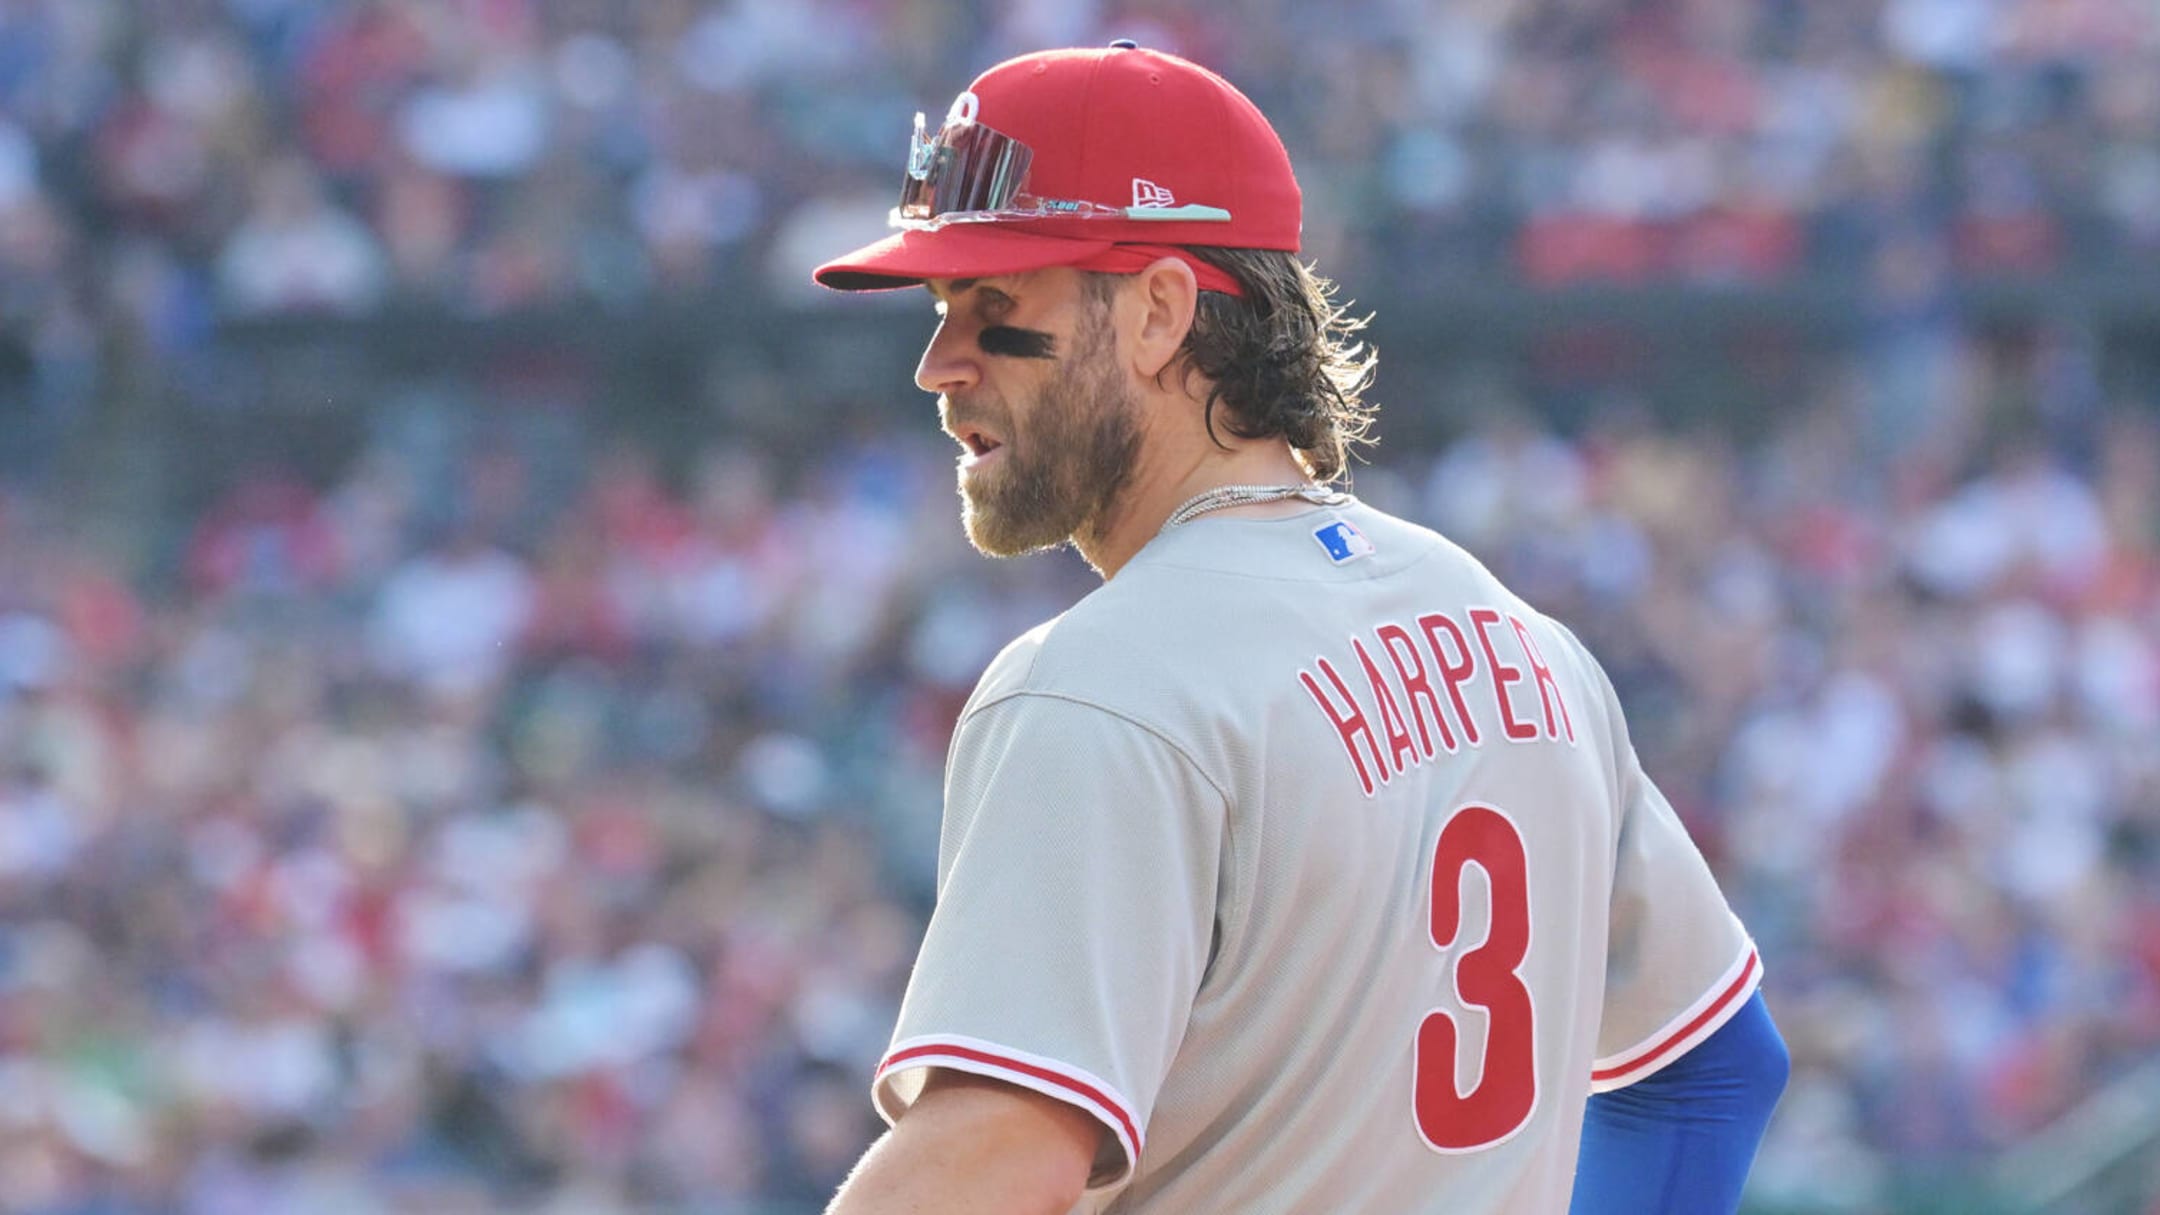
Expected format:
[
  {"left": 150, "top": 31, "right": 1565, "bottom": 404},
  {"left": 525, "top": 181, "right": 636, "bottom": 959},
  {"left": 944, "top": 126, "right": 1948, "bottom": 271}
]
[{"left": 1163, "top": 483, "right": 1350, "bottom": 529}]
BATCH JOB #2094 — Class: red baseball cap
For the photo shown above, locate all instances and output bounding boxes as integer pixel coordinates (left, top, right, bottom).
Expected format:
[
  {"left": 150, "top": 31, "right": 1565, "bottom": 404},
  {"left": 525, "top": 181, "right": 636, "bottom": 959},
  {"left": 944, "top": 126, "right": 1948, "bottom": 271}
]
[{"left": 813, "top": 43, "right": 1301, "bottom": 294}]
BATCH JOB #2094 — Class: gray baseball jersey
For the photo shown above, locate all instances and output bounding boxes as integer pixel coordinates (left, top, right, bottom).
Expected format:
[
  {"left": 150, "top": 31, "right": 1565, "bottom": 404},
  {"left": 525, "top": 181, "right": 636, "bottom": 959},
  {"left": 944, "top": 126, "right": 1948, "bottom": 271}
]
[{"left": 874, "top": 499, "right": 1760, "bottom": 1213}]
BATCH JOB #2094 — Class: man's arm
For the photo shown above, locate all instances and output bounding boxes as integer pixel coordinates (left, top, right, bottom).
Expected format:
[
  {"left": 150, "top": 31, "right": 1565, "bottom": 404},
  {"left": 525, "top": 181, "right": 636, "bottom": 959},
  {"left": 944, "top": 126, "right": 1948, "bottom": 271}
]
[
  {"left": 826, "top": 1070, "right": 1102, "bottom": 1215},
  {"left": 1570, "top": 990, "right": 1790, "bottom": 1215}
]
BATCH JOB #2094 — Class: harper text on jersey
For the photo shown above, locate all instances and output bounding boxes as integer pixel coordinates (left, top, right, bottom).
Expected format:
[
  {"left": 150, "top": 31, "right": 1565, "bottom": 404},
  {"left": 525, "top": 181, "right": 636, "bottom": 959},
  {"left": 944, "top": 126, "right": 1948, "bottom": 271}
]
[{"left": 1297, "top": 607, "right": 1578, "bottom": 797}]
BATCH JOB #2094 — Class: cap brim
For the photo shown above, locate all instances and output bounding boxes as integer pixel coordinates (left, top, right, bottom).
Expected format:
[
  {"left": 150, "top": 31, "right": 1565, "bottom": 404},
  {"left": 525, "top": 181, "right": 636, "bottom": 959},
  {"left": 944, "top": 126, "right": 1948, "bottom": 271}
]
[{"left": 813, "top": 224, "right": 1121, "bottom": 292}]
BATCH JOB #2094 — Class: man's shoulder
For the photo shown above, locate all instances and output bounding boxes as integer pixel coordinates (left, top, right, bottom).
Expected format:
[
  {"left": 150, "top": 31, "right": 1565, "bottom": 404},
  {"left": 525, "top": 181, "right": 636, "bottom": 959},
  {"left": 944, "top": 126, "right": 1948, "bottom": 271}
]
[
  {"left": 962, "top": 587, "right": 1163, "bottom": 712},
  {"left": 957, "top": 502, "right": 1586, "bottom": 722},
  {"left": 955, "top": 560, "right": 1248, "bottom": 739},
  {"left": 964, "top": 613, "right": 1065, "bottom": 710}
]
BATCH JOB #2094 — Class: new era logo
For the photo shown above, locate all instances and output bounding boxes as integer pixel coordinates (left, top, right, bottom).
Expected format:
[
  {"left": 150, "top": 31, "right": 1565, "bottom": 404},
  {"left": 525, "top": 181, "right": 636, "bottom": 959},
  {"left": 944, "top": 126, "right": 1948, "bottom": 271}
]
[
  {"left": 1132, "top": 178, "right": 1177, "bottom": 208},
  {"left": 1313, "top": 520, "right": 1375, "bottom": 564}
]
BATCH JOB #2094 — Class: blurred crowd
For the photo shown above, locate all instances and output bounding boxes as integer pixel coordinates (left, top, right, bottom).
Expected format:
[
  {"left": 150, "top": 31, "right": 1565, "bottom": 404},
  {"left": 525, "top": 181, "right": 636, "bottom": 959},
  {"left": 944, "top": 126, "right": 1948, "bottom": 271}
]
[
  {"left": 2, "top": 0, "right": 2159, "bottom": 379},
  {"left": 1, "top": 1, "right": 2158, "bottom": 1213}
]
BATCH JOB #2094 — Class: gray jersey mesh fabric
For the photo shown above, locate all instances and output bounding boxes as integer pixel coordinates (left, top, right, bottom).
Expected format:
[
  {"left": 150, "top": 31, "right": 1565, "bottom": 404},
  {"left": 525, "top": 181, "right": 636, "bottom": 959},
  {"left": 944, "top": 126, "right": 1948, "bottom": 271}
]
[{"left": 875, "top": 501, "right": 1758, "bottom": 1214}]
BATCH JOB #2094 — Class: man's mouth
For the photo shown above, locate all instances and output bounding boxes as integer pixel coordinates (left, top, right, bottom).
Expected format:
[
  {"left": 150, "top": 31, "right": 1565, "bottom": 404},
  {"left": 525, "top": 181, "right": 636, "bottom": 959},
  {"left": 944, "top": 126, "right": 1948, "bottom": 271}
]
[{"left": 958, "top": 428, "right": 1004, "bottom": 465}]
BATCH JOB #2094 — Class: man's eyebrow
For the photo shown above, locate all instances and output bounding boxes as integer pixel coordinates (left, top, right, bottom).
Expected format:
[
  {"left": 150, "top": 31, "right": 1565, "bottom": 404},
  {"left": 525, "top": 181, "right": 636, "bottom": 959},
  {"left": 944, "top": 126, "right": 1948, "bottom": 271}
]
[{"left": 925, "top": 278, "right": 982, "bottom": 304}]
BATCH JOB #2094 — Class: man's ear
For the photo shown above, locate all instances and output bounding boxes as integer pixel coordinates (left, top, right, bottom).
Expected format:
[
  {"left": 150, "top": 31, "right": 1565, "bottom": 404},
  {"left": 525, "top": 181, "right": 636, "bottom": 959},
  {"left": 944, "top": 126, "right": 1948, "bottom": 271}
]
[{"left": 1123, "top": 256, "right": 1200, "bottom": 380}]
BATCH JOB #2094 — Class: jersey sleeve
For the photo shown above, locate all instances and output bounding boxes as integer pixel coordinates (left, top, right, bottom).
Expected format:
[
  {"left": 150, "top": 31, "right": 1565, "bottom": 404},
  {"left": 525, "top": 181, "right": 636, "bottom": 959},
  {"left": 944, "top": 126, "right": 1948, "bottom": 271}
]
[
  {"left": 874, "top": 691, "right": 1226, "bottom": 1191},
  {"left": 1588, "top": 680, "right": 1761, "bottom": 1093}
]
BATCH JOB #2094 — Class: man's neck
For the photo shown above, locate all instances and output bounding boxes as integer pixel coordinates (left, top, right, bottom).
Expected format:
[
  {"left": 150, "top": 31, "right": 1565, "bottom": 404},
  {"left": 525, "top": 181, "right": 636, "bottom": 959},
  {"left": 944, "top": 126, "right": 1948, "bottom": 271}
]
[{"left": 1074, "top": 440, "right": 1319, "bottom": 579}]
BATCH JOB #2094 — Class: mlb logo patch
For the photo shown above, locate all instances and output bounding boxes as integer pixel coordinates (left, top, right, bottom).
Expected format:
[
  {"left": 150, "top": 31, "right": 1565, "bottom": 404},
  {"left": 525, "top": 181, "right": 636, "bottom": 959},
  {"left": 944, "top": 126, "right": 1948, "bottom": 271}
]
[{"left": 1313, "top": 519, "right": 1376, "bottom": 564}]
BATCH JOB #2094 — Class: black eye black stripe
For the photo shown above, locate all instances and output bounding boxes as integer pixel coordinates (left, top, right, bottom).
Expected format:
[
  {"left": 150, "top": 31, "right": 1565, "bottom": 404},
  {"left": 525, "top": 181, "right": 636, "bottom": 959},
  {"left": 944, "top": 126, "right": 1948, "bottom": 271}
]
[{"left": 978, "top": 326, "right": 1057, "bottom": 359}]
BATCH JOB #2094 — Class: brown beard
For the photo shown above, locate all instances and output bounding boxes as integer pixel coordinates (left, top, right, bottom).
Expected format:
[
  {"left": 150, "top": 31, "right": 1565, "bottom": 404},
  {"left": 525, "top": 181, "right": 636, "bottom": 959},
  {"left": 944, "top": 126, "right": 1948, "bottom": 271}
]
[{"left": 955, "top": 303, "right": 1141, "bottom": 558}]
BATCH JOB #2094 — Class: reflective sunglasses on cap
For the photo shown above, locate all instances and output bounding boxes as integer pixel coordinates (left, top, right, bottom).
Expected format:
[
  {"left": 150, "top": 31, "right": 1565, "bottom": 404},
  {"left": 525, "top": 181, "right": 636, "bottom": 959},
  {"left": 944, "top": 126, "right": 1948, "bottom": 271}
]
[{"left": 893, "top": 90, "right": 1235, "bottom": 231}]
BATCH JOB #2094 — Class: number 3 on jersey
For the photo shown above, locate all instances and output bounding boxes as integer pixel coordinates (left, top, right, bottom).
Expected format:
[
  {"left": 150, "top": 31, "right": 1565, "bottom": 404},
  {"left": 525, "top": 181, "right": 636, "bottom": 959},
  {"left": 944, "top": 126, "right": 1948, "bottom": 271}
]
[{"left": 1414, "top": 804, "right": 1537, "bottom": 1152}]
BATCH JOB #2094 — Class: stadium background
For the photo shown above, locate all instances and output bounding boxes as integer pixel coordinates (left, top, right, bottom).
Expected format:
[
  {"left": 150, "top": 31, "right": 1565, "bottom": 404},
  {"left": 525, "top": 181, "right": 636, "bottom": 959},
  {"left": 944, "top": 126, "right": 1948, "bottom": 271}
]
[{"left": 0, "top": 0, "right": 2156, "bottom": 1212}]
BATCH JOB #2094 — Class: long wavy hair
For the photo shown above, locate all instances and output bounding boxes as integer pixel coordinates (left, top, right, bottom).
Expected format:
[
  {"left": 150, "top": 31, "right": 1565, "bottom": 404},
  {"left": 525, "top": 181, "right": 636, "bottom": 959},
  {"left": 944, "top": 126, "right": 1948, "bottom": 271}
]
[{"left": 1168, "top": 246, "right": 1381, "bottom": 482}]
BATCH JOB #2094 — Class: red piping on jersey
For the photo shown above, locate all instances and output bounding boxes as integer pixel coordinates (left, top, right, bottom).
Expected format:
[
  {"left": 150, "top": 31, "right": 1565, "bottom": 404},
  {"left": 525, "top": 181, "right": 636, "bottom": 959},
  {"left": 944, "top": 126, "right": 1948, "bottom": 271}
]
[
  {"left": 881, "top": 1041, "right": 1143, "bottom": 1158},
  {"left": 1590, "top": 948, "right": 1759, "bottom": 1086}
]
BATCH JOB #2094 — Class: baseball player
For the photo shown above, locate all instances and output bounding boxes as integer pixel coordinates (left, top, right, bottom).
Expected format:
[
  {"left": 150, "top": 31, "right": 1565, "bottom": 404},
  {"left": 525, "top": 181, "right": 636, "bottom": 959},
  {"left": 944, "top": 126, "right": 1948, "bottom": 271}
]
[{"left": 813, "top": 44, "right": 1788, "bottom": 1215}]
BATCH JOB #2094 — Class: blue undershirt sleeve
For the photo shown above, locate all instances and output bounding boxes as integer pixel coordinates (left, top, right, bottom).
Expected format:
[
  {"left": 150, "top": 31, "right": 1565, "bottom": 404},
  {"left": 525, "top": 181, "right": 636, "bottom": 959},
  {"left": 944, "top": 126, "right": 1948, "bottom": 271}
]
[{"left": 1569, "top": 990, "right": 1789, "bottom": 1215}]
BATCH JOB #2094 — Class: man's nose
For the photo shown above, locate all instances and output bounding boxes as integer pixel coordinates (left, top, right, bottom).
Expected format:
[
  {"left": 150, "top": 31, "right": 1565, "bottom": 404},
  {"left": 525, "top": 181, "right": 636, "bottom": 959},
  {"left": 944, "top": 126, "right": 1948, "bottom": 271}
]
[{"left": 915, "top": 321, "right": 981, "bottom": 396}]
